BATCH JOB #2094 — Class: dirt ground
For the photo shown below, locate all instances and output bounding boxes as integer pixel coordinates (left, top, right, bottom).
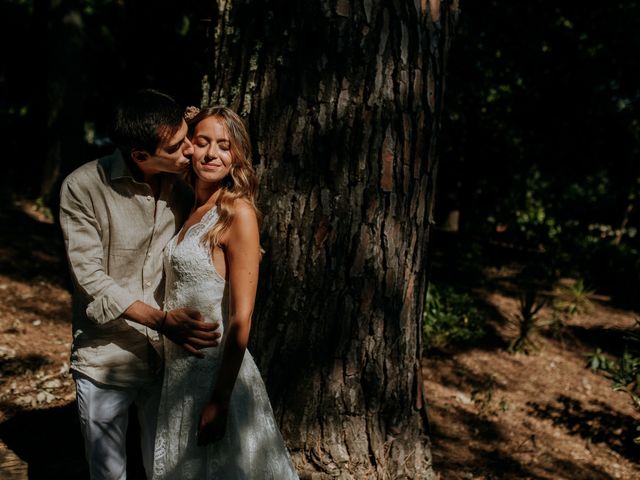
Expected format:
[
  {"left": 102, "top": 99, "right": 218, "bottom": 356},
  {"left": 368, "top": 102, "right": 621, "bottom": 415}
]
[
  {"left": 424, "top": 260, "right": 640, "bottom": 479},
  {"left": 0, "top": 199, "right": 153, "bottom": 479},
  {"left": 0, "top": 199, "right": 639, "bottom": 479},
  {"left": 0, "top": 199, "right": 79, "bottom": 478}
]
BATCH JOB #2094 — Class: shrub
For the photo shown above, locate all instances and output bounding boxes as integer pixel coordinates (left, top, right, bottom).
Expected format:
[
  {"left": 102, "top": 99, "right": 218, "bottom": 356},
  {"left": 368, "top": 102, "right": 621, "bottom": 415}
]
[{"left": 423, "top": 284, "right": 484, "bottom": 350}]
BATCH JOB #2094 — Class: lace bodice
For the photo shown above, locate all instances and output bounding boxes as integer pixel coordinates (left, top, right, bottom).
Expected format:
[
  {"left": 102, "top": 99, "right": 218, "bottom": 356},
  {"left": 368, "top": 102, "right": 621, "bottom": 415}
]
[{"left": 163, "top": 207, "right": 227, "bottom": 333}]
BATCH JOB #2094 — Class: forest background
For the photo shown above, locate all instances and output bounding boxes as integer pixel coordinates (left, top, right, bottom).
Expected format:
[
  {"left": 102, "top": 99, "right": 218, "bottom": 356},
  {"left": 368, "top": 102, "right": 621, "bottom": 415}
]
[
  {"left": 0, "top": 1, "right": 639, "bottom": 479},
  {"left": 1, "top": 1, "right": 637, "bottom": 304}
]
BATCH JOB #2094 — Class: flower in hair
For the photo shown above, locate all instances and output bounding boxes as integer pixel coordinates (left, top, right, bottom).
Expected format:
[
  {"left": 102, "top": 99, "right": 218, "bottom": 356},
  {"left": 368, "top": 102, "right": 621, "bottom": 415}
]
[{"left": 184, "top": 105, "right": 200, "bottom": 121}]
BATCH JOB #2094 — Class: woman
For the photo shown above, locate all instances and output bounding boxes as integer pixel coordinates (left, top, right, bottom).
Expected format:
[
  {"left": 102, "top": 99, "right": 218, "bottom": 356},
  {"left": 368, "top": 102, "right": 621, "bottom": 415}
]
[{"left": 153, "top": 106, "right": 298, "bottom": 479}]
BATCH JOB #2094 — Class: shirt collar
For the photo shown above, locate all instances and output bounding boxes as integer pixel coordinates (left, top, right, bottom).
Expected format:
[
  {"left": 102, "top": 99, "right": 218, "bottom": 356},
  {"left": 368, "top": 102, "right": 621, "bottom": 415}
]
[{"left": 109, "top": 149, "right": 135, "bottom": 181}]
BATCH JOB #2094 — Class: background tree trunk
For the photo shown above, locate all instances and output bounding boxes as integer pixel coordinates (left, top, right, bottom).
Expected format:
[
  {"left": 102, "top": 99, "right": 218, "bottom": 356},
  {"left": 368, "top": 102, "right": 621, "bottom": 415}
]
[
  {"left": 36, "top": 0, "right": 86, "bottom": 211},
  {"left": 206, "top": 1, "right": 458, "bottom": 477}
]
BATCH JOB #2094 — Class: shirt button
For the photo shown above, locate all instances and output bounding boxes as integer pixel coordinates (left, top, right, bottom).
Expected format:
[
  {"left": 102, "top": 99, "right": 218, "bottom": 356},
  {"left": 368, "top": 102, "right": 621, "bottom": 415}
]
[
  {"left": 147, "top": 253, "right": 151, "bottom": 258},
  {"left": 147, "top": 196, "right": 152, "bottom": 201},
  {"left": 145, "top": 281, "right": 151, "bottom": 287}
]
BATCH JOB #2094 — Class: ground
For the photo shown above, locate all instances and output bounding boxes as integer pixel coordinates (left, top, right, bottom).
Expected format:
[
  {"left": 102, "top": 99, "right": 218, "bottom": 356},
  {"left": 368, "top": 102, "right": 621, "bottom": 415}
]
[
  {"left": 425, "top": 234, "right": 640, "bottom": 479},
  {"left": 0, "top": 200, "right": 639, "bottom": 479},
  {"left": 0, "top": 200, "right": 145, "bottom": 479}
]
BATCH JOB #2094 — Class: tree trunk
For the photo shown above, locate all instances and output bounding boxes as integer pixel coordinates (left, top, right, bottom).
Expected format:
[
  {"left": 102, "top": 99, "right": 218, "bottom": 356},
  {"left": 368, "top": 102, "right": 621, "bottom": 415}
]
[
  {"left": 37, "top": 0, "right": 86, "bottom": 209},
  {"left": 205, "top": 1, "right": 458, "bottom": 477}
]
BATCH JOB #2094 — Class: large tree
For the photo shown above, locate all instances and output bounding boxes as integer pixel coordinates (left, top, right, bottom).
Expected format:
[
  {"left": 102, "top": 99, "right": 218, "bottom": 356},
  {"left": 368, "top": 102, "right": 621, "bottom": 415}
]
[{"left": 206, "top": 1, "right": 458, "bottom": 477}]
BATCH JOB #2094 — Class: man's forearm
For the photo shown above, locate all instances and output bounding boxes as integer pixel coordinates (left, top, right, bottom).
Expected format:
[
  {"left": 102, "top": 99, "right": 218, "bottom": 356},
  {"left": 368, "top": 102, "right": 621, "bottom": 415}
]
[{"left": 123, "top": 301, "right": 164, "bottom": 330}]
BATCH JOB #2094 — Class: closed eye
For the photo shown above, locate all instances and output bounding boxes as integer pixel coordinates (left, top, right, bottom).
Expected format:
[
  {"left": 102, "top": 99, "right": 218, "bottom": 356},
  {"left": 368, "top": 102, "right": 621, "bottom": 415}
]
[{"left": 165, "top": 140, "right": 183, "bottom": 153}]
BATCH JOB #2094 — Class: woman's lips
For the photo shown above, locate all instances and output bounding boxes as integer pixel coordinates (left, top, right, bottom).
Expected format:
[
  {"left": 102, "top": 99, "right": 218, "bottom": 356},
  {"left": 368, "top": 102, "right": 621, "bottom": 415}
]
[{"left": 200, "top": 162, "right": 223, "bottom": 169}]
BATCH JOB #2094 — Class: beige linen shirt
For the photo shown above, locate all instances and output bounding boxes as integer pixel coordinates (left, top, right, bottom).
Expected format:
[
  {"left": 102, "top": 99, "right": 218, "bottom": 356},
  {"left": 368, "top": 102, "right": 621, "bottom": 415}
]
[{"left": 59, "top": 150, "right": 193, "bottom": 387}]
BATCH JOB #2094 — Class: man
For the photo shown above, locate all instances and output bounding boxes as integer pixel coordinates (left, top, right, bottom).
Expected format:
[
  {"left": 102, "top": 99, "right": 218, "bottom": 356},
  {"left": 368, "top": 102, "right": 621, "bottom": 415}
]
[{"left": 59, "top": 89, "right": 220, "bottom": 479}]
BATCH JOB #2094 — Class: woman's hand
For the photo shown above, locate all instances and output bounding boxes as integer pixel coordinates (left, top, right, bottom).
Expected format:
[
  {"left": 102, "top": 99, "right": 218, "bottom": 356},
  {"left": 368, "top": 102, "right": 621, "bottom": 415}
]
[{"left": 197, "top": 399, "right": 229, "bottom": 446}]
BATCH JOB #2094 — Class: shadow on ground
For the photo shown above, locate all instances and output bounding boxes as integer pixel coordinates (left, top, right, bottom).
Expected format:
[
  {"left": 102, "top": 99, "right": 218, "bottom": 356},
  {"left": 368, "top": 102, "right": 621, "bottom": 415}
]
[
  {"left": 0, "top": 202, "right": 70, "bottom": 289},
  {"left": 0, "top": 402, "right": 146, "bottom": 479},
  {"left": 430, "top": 398, "right": 619, "bottom": 480},
  {"left": 527, "top": 394, "right": 640, "bottom": 463},
  {"left": 0, "top": 355, "right": 51, "bottom": 379},
  {"left": 562, "top": 325, "right": 637, "bottom": 358}
]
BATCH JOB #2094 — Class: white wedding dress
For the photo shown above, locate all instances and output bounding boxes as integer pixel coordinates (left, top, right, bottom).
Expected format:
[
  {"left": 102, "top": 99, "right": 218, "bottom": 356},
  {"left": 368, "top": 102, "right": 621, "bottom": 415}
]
[{"left": 153, "top": 207, "right": 298, "bottom": 480}]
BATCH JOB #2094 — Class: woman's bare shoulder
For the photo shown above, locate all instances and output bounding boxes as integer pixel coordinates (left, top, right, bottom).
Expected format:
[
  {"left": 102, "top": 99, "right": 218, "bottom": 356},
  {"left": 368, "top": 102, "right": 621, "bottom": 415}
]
[
  {"left": 232, "top": 198, "right": 258, "bottom": 223},
  {"left": 224, "top": 199, "right": 258, "bottom": 243}
]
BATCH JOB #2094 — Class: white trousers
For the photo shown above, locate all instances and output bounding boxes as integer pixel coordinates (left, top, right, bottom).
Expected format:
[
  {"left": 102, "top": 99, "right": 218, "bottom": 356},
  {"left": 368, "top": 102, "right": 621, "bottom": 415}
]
[{"left": 75, "top": 375, "right": 161, "bottom": 480}]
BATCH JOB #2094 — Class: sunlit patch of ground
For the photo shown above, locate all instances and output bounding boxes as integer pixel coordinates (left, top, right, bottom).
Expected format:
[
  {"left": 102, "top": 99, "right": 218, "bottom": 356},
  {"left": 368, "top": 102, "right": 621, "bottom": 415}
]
[{"left": 424, "top": 268, "right": 640, "bottom": 479}]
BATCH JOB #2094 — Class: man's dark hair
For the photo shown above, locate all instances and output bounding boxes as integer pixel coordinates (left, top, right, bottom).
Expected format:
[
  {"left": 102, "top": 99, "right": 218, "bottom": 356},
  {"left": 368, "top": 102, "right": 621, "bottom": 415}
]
[{"left": 110, "top": 89, "right": 184, "bottom": 155}]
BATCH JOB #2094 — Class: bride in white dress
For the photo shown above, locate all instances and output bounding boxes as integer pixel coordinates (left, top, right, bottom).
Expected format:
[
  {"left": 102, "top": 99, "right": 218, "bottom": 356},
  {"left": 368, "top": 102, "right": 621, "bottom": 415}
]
[{"left": 153, "top": 106, "right": 299, "bottom": 479}]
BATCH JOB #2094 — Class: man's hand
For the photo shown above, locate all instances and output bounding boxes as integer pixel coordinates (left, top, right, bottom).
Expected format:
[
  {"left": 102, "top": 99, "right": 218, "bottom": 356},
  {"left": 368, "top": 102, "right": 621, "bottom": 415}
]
[{"left": 162, "top": 308, "right": 220, "bottom": 358}]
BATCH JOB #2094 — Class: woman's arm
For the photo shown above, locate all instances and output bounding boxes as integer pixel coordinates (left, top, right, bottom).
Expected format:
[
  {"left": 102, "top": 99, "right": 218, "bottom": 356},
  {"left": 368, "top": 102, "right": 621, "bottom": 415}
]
[{"left": 198, "top": 201, "right": 260, "bottom": 445}]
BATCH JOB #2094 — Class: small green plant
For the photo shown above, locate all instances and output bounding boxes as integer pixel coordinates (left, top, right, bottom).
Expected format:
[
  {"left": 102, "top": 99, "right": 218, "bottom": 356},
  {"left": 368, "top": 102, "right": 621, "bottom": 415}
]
[
  {"left": 611, "top": 350, "right": 640, "bottom": 391},
  {"left": 471, "top": 375, "right": 497, "bottom": 417},
  {"left": 587, "top": 320, "right": 640, "bottom": 443},
  {"left": 508, "top": 288, "right": 546, "bottom": 353},
  {"left": 554, "top": 278, "right": 595, "bottom": 316},
  {"left": 470, "top": 375, "right": 508, "bottom": 417},
  {"left": 423, "top": 284, "right": 484, "bottom": 350},
  {"left": 585, "top": 348, "right": 614, "bottom": 372},
  {"left": 613, "top": 345, "right": 640, "bottom": 444}
]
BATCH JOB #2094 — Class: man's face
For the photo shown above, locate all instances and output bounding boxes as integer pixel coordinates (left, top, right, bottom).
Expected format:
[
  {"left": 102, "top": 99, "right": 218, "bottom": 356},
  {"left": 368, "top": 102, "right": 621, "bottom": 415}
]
[{"left": 136, "top": 120, "right": 194, "bottom": 174}]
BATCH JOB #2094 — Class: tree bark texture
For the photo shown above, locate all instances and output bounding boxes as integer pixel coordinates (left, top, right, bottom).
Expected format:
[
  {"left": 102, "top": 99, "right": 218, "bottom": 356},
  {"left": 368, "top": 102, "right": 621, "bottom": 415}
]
[{"left": 205, "top": 1, "right": 458, "bottom": 478}]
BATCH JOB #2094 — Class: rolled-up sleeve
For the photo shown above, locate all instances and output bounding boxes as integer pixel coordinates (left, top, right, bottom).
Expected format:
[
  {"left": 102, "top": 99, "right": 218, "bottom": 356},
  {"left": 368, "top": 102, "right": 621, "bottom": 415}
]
[{"left": 60, "top": 177, "right": 138, "bottom": 324}]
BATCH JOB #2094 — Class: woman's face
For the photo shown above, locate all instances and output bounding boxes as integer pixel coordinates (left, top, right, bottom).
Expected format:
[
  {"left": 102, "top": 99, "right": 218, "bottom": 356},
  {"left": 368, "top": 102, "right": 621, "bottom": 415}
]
[{"left": 191, "top": 116, "right": 233, "bottom": 186}]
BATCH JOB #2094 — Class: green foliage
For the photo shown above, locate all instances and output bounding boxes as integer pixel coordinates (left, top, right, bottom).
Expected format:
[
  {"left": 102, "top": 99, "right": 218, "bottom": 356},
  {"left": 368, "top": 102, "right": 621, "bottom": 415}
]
[
  {"left": 511, "top": 167, "right": 563, "bottom": 248},
  {"left": 585, "top": 348, "right": 614, "bottom": 373},
  {"left": 608, "top": 345, "right": 640, "bottom": 444},
  {"left": 34, "top": 196, "right": 54, "bottom": 222},
  {"left": 553, "top": 278, "right": 594, "bottom": 316},
  {"left": 423, "top": 284, "right": 484, "bottom": 350},
  {"left": 508, "top": 288, "right": 547, "bottom": 354},
  {"left": 470, "top": 374, "right": 509, "bottom": 417},
  {"left": 611, "top": 350, "right": 640, "bottom": 392},
  {"left": 610, "top": 323, "right": 640, "bottom": 393},
  {"left": 587, "top": 321, "right": 640, "bottom": 443},
  {"left": 471, "top": 375, "right": 497, "bottom": 417},
  {"left": 585, "top": 340, "right": 640, "bottom": 391},
  {"left": 439, "top": 1, "right": 640, "bottom": 308}
]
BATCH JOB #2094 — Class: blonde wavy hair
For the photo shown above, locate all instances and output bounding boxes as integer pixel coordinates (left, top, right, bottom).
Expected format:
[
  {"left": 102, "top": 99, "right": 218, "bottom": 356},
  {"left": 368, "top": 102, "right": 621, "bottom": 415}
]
[{"left": 187, "top": 106, "right": 261, "bottom": 248}]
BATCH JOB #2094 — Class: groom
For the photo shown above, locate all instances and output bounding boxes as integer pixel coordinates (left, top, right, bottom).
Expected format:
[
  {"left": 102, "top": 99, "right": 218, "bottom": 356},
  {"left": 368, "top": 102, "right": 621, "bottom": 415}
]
[{"left": 59, "top": 89, "right": 220, "bottom": 479}]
